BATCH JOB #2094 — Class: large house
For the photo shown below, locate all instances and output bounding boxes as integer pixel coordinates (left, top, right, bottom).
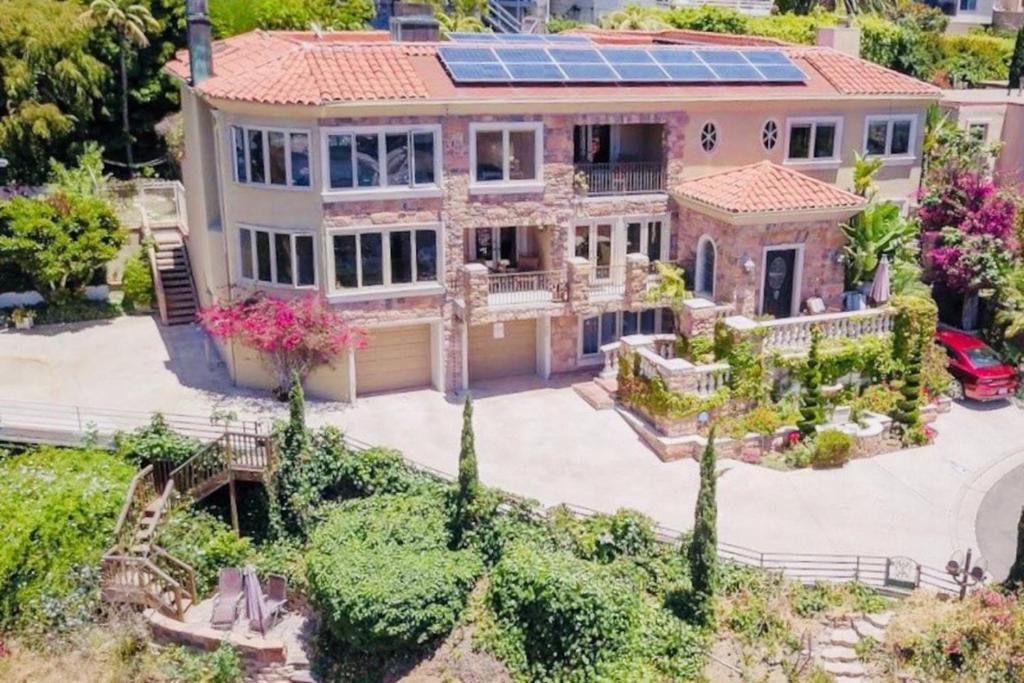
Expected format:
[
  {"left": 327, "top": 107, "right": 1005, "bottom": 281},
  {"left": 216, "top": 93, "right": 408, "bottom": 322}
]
[{"left": 166, "top": 13, "right": 938, "bottom": 403}]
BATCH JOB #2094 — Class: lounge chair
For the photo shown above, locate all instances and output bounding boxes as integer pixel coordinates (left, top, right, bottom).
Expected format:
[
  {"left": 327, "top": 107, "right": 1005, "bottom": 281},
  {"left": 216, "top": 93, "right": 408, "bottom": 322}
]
[
  {"left": 210, "top": 567, "right": 243, "bottom": 630},
  {"left": 249, "top": 574, "right": 288, "bottom": 634}
]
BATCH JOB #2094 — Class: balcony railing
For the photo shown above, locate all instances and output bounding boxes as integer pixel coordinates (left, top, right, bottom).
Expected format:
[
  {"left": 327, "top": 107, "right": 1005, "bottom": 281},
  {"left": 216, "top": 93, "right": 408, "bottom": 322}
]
[
  {"left": 589, "top": 264, "right": 627, "bottom": 298},
  {"left": 749, "top": 308, "right": 897, "bottom": 352},
  {"left": 575, "top": 161, "right": 665, "bottom": 196},
  {"left": 487, "top": 270, "right": 567, "bottom": 307}
]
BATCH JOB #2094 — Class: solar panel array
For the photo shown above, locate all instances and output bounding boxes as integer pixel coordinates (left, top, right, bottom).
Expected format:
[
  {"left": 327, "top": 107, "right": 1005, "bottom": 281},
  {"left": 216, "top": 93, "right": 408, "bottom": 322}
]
[
  {"left": 446, "top": 32, "right": 592, "bottom": 44},
  {"left": 436, "top": 44, "right": 807, "bottom": 85}
]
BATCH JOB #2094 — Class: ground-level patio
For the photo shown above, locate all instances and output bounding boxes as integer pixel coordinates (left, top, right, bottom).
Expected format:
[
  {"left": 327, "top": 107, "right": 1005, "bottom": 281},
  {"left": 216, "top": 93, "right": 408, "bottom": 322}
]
[{"left": 1, "top": 315, "right": 1022, "bottom": 575}]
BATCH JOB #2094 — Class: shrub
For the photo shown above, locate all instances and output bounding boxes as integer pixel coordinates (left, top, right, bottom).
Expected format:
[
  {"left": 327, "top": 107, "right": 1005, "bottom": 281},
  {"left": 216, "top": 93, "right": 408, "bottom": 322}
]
[
  {"left": 941, "top": 33, "right": 1011, "bottom": 86},
  {"left": 337, "top": 445, "right": 413, "bottom": 497},
  {"left": 813, "top": 429, "right": 855, "bottom": 468},
  {"left": 250, "top": 537, "right": 309, "bottom": 598},
  {"left": 748, "top": 10, "right": 840, "bottom": 45},
  {"left": 853, "top": 384, "right": 902, "bottom": 417},
  {"left": 163, "top": 641, "right": 244, "bottom": 683},
  {"left": 121, "top": 253, "right": 154, "bottom": 310},
  {"left": 2, "top": 299, "right": 123, "bottom": 327},
  {"left": 306, "top": 493, "right": 483, "bottom": 653},
  {"left": 113, "top": 414, "right": 202, "bottom": 468},
  {"left": 0, "top": 447, "right": 134, "bottom": 635},
  {"left": 665, "top": 6, "right": 748, "bottom": 34},
  {"left": 549, "top": 507, "right": 658, "bottom": 563},
  {"left": 155, "top": 508, "right": 252, "bottom": 597}
]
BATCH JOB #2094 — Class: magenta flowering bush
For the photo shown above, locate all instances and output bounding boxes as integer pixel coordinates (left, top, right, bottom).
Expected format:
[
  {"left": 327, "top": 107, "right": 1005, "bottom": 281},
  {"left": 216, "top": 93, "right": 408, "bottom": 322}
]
[{"left": 199, "top": 293, "right": 366, "bottom": 392}]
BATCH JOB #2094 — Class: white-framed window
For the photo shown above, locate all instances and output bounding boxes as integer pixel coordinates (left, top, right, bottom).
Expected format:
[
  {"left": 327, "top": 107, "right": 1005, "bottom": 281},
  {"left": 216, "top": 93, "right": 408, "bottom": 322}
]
[
  {"left": 625, "top": 217, "right": 669, "bottom": 262},
  {"left": 699, "top": 121, "right": 718, "bottom": 153},
  {"left": 571, "top": 215, "right": 669, "bottom": 271},
  {"left": 579, "top": 308, "right": 674, "bottom": 358},
  {"left": 762, "top": 119, "right": 779, "bottom": 151},
  {"left": 321, "top": 125, "right": 441, "bottom": 197},
  {"left": 231, "top": 125, "right": 311, "bottom": 188},
  {"left": 328, "top": 224, "right": 441, "bottom": 292},
  {"left": 695, "top": 234, "right": 716, "bottom": 297},
  {"left": 469, "top": 122, "right": 544, "bottom": 190},
  {"left": 785, "top": 117, "right": 842, "bottom": 163},
  {"left": 863, "top": 115, "right": 916, "bottom": 158},
  {"left": 238, "top": 226, "right": 317, "bottom": 287},
  {"left": 967, "top": 120, "right": 991, "bottom": 144}
]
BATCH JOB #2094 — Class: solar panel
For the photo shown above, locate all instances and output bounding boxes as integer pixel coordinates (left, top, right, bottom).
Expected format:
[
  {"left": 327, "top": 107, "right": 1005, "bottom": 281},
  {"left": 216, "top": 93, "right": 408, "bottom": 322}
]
[
  {"left": 446, "top": 32, "right": 499, "bottom": 42},
  {"left": 436, "top": 44, "right": 806, "bottom": 84}
]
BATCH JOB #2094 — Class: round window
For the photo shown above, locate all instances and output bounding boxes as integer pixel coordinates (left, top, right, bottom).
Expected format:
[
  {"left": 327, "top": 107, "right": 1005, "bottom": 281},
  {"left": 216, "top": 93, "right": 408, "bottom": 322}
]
[
  {"left": 761, "top": 120, "right": 779, "bottom": 151},
  {"left": 700, "top": 122, "right": 718, "bottom": 153}
]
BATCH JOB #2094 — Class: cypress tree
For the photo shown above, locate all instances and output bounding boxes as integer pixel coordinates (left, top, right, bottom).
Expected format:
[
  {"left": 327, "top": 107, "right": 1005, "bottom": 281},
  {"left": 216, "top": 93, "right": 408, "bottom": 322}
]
[
  {"left": 451, "top": 394, "right": 480, "bottom": 548},
  {"left": 1006, "top": 506, "right": 1024, "bottom": 590},
  {"left": 282, "top": 370, "right": 308, "bottom": 455},
  {"left": 894, "top": 341, "right": 923, "bottom": 430},
  {"left": 688, "top": 427, "right": 719, "bottom": 627},
  {"left": 798, "top": 327, "right": 824, "bottom": 437},
  {"left": 270, "top": 371, "right": 311, "bottom": 537},
  {"left": 1008, "top": 27, "right": 1024, "bottom": 95}
]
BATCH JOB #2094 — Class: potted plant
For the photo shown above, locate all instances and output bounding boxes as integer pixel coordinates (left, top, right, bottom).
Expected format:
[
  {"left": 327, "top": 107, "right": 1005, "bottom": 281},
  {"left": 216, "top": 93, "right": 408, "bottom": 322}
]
[{"left": 11, "top": 307, "right": 35, "bottom": 330}]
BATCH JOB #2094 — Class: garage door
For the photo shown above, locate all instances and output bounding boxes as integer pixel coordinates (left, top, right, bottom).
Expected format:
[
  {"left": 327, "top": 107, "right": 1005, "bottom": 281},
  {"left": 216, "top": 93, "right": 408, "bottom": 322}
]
[
  {"left": 356, "top": 325, "right": 432, "bottom": 395},
  {"left": 469, "top": 319, "right": 537, "bottom": 382}
]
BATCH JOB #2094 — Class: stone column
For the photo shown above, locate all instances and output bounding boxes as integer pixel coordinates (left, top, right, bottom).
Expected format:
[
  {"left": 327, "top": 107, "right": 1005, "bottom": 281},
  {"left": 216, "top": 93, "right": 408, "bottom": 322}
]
[
  {"left": 679, "top": 297, "right": 719, "bottom": 339},
  {"left": 624, "top": 252, "right": 650, "bottom": 308},
  {"left": 461, "top": 263, "right": 489, "bottom": 323},
  {"left": 566, "top": 256, "right": 592, "bottom": 315}
]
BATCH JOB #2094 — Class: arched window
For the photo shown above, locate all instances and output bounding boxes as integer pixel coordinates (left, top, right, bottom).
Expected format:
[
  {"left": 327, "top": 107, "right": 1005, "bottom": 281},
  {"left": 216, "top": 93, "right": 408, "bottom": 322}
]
[
  {"left": 761, "top": 119, "right": 779, "bottom": 151},
  {"left": 695, "top": 235, "right": 716, "bottom": 297},
  {"left": 700, "top": 121, "right": 718, "bottom": 153}
]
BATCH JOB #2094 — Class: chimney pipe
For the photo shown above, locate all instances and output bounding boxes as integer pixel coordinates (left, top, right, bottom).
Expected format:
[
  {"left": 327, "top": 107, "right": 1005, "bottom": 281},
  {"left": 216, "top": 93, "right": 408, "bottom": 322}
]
[{"left": 186, "top": 0, "right": 213, "bottom": 85}]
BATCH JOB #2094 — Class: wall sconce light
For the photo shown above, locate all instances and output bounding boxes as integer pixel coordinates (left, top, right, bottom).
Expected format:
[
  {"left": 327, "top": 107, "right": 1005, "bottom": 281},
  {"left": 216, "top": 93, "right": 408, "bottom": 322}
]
[
  {"left": 833, "top": 250, "right": 846, "bottom": 265},
  {"left": 742, "top": 257, "right": 756, "bottom": 274}
]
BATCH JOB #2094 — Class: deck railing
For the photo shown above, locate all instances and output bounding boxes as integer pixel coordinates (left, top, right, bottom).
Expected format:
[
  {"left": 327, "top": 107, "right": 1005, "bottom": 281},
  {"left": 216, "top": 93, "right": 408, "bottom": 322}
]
[
  {"left": 589, "top": 264, "right": 627, "bottom": 298},
  {"left": 665, "top": 0, "right": 773, "bottom": 15},
  {"left": 575, "top": 161, "right": 665, "bottom": 196},
  {"left": 487, "top": 270, "right": 567, "bottom": 306},
  {"left": 754, "top": 308, "right": 897, "bottom": 352},
  {"left": 110, "top": 465, "right": 158, "bottom": 553}
]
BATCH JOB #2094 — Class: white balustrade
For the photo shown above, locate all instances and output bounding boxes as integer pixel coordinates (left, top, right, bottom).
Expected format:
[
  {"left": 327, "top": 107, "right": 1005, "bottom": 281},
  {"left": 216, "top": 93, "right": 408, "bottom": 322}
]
[
  {"left": 599, "top": 342, "right": 622, "bottom": 379},
  {"left": 756, "top": 308, "right": 896, "bottom": 352}
]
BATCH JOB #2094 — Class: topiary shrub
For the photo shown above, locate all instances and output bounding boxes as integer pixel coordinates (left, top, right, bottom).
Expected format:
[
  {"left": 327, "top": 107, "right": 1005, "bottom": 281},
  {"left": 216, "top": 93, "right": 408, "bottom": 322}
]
[
  {"left": 893, "top": 342, "right": 924, "bottom": 434},
  {"left": 812, "top": 429, "right": 855, "bottom": 468},
  {"left": 798, "top": 327, "right": 825, "bottom": 437},
  {"left": 306, "top": 492, "right": 483, "bottom": 653}
]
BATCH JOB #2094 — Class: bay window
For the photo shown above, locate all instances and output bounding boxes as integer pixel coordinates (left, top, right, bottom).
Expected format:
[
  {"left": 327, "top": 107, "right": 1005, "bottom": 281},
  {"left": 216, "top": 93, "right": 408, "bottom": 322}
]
[
  {"left": 238, "top": 227, "right": 316, "bottom": 287},
  {"left": 330, "top": 226, "right": 440, "bottom": 291},
  {"left": 864, "top": 115, "right": 915, "bottom": 158},
  {"left": 231, "top": 125, "right": 310, "bottom": 187},
  {"left": 786, "top": 118, "right": 841, "bottom": 163},
  {"left": 323, "top": 126, "right": 440, "bottom": 195},
  {"left": 470, "top": 122, "right": 543, "bottom": 188}
]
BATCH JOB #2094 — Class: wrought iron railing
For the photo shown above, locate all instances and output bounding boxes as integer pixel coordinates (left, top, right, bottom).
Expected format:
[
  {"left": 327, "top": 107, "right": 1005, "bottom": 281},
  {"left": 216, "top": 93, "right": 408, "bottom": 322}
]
[
  {"left": 589, "top": 264, "right": 627, "bottom": 298},
  {"left": 575, "top": 161, "right": 665, "bottom": 196},
  {"left": 486, "top": 270, "right": 567, "bottom": 306}
]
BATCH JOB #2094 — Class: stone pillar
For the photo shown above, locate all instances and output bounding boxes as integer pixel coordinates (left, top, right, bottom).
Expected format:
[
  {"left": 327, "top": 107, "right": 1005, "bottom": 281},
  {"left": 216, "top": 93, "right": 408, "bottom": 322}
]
[
  {"left": 566, "top": 256, "right": 592, "bottom": 314},
  {"left": 679, "top": 297, "right": 719, "bottom": 338},
  {"left": 624, "top": 252, "right": 650, "bottom": 308},
  {"left": 461, "top": 263, "right": 489, "bottom": 322}
]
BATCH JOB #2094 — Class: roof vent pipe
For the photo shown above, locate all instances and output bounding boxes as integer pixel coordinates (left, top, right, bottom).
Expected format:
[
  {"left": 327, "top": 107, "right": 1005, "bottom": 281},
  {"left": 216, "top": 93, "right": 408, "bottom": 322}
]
[{"left": 186, "top": 0, "right": 213, "bottom": 85}]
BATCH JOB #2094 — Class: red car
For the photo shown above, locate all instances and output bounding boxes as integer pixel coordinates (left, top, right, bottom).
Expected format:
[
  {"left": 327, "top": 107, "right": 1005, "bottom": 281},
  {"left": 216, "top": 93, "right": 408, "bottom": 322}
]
[{"left": 936, "top": 328, "right": 1019, "bottom": 401}]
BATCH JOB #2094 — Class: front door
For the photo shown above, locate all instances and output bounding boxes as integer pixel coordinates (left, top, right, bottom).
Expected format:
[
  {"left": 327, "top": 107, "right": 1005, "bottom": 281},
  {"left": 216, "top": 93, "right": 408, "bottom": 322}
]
[{"left": 762, "top": 248, "right": 797, "bottom": 318}]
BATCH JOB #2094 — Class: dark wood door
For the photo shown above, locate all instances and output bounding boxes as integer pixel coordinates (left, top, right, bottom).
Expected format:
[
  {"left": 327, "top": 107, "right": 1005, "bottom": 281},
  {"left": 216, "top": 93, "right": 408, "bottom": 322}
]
[{"left": 762, "top": 249, "right": 796, "bottom": 319}]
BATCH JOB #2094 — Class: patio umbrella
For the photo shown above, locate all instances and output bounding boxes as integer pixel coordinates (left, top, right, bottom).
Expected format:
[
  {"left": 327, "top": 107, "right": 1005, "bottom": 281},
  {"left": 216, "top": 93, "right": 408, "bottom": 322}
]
[
  {"left": 869, "top": 254, "right": 891, "bottom": 305},
  {"left": 243, "top": 565, "right": 267, "bottom": 635}
]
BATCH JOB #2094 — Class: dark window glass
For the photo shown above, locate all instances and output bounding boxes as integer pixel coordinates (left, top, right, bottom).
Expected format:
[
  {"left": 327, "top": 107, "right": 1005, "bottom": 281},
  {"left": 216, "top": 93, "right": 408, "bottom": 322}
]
[
  {"left": 647, "top": 220, "right": 662, "bottom": 260},
  {"left": 255, "top": 230, "right": 271, "bottom": 281},
  {"left": 699, "top": 240, "right": 715, "bottom": 294},
  {"left": 574, "top": 225, "right": 589, "bottom": 259},
  {"left": 390, "top": 231, "right": 413, "bottom": 284},
  {"left": 500, "top": 226, "right": 517, "bottom": 268},
  {"left": 360, "top": 233, "right": 383, "bottom": 286},
  {"left": 509, "top": 130, "right": 537, "bottom": 180},
  {"left": 290, "top": 133, "right": 310, "bottom": 186},
  {"left": 474, "top": 229, "right": 493, "bottom": 262},
  {"left": 268, "top": 131, "right": 287, "bottom": 185},
  {"left": 475, "top": 130, "right": 504, "bottom": 182},
  {"left": 661, "top": 307, "right": 675, "bottom": 333},
  {"left": 248, "top": 129, "right": 265, "bottom": 183},
  {"left": 788, "top": 124, "right": 811, "bottom": 159},
  {"left": 333, "top": 235, "right": 358, "bottom": 288},
  {"left": 415, "top": 230, "right": 437, "bottom": 282},
  {"left": 328, "top": 134, "right": 353, "bottom": 189},
  {"left": 582, "top": 316, "right": 599, "bottom": 355},
  {"left": 413, "top": 132, "right": 435, "bottom": 185},
  {"left": 866, "top": 121, "right": 888, "bottom": 156},
  {"left": 233, "top": 127, "right": 247, "bottom": 182},
  {"left": 356, "top": 134, "right": 380, "bottom": 187},
  {"left": 295, "top": 235, "right": 315, "bottom": 286},
  {"left": 890, "top": 120, "right": 911, "bottom": 155},
  {"left": 596, "top": 224, "right": 612, "bottom": 267},
  {"left": 813, "top": 123, "right": 836, "bottom": 158},
  {"left": 626, "top": 222, "right": 642, "bottom": 254},
  {"left": 274, "top": 233, "right": 292, "bottom": 285},
  {"left": 385, "top": 133, "right": 410, "bottom": 186},
  {"left": 240, "top": 228, "right": 253, "bottom": 279},
  {"left": 966, "top": 347, "right": 1003, "bottom": 368},
  {"left": 640, "top": 308, "right": 656, "bottom": 334},
  {"left": 601, "top": 312, "right": 618, "bottom": 344},
  {"left": 622, "top": 311, "right": 638, "bottom": 336}
]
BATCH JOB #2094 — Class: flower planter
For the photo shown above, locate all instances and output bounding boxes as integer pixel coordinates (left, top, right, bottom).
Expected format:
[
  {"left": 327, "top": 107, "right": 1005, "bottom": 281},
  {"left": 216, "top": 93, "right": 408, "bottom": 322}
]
[{"left": 13, "top": 317, "right": 34, "bottom": 330}]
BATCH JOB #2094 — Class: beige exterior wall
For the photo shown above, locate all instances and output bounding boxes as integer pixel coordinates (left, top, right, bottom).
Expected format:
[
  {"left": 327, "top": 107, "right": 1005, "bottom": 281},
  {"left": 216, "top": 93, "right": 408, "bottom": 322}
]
[{"left": 943, "top": 99, "right": 1024, "bottom": 192}]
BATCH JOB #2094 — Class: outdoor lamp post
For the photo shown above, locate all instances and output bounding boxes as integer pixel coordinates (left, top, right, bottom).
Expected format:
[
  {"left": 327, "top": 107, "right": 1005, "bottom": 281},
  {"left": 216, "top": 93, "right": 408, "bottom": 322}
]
[{"left": 946, "top": 548, "right": 986, "bottom": 600}]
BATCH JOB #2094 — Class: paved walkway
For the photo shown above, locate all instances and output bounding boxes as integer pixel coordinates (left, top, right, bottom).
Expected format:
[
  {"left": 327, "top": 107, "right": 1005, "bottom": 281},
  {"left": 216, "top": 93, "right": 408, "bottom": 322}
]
[
  {"left": 976, "top": 462, "right": 1024, "bottom": 580},
  {"left": 2, "top": 315, "right": 1023, "bottom": 571}
]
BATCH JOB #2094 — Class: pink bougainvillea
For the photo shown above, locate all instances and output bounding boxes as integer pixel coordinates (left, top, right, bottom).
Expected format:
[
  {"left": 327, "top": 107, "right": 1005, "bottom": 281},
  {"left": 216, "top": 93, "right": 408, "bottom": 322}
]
[{"left": 199, "top": 293, "right": 366, "bottom": 392}]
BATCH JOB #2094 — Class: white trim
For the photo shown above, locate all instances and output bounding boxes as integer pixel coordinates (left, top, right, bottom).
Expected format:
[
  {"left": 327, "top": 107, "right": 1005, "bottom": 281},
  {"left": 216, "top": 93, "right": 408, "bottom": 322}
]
[
  {"left": 759, "top": 243, "right": 805, "bottom": 318},
  {"left": 537, "top": 314, "right": 552, "bottom": 380},
  {"left": 431, "top": 321, "right": 445, "bottom": 391},
  {"left": 695, "top": 234, "right": 717, "bottom": 299},
  {"left": 230, "top": 124, "right": 313, "bottom": 190},
  {"left": 468, "top": 121, "right": 544, "bottom": 190},
  {"left": 862, "top": 114, "right": 918, "bottom": 161},
  {"left": 319, "top": 123, "right": 443, "bottom": 197},
  {"left": 783, "top": 116, "right": 844, "bottom": 165},
  {"left": 324, "top": 222, "right": 444, "bottom": 297},
  {"left": 576, "top": 308, "right": 667, "bottom": 361},
  {"left": 236, "top": 223, "right": 319, "bottom": 289},
  {"left": 621, "top": 213, "right": 671, "bottom": 262}
]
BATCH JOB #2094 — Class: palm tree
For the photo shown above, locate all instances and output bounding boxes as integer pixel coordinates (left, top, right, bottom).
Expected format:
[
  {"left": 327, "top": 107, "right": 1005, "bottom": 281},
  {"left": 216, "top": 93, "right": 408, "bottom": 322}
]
[{"left": 81, "top": 0, "right": 160, "bottom": 178}]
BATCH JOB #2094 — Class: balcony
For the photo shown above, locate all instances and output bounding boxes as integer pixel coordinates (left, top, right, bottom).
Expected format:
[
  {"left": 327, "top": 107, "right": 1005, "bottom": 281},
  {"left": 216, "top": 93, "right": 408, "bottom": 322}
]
[
  {"left": 575, "top": 162, "right": 665, "bottom": 197},
  {"left": 573, "top": 123, "right": 665, "bottom": 197},
  {"left": 589, "top": 264, "right": 627, "bottom": 298},
  {"left": 486, "top": 270, "right": 567, "bottom": 307}
]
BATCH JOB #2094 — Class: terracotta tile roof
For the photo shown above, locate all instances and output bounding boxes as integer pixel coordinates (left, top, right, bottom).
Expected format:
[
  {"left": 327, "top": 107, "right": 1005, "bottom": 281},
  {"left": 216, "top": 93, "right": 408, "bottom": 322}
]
[
  {"left": 796, "top": 48, "right": 939, "bottom": 96},
  {"left": 675, "top": 161, "right": 866, "bottom": 215},
  {"left": 579, "top": 27, "right": 792, "bottom": 47}
]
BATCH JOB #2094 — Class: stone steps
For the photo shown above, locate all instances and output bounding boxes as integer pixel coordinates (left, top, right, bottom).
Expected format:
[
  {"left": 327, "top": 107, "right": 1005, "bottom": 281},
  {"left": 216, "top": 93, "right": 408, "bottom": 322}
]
[{"left": 572, "top": 381, "right": 615, "bottom": 410}]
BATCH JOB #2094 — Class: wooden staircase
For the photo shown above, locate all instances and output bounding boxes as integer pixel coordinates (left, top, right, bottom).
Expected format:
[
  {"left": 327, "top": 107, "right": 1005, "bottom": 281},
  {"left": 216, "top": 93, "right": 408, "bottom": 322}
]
[
  {"left": 102, "top": 431, "right": 273, "bottom": 620},
  {"left": 151, "top": 228, "right": 197, "bottom": 326}
]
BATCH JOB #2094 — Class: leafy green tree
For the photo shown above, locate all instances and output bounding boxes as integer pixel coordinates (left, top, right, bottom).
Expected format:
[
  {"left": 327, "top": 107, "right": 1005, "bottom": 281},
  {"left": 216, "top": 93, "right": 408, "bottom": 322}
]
[
  {"left": 0, "top": 0, "right": 110, "bottom": 184},
  {"left": 1008, "top": 26, "right": 1024, "bottom": 95},
  {"left": 81, "top": 0, "right": 161, "bottom": 177},
  {"left": 268, "top": 371, "right": 314, "bottom": 537},
  {"left": 254, "top": 0, "right": 374, "bottom": 31},
  {"left": 1006, "top": 506, "right": 1024, "bottom": 590},
  {"left": 647, "top": 262, "right": 692, "bottom": 332},
  {"left": 687, "top": 427, "right": 718, "bottom": 627},
  {"left": 841, "top": 201, "right": 918, "bottom": 287},
  {"left": 798, "top": 327, "right": 825, "bottom": 437},
  {"left": 601, "top": 5, "right": 670, "bottom": 30},
  {"left": 450, "top": 395, "right": 481, "bottom": 548}
]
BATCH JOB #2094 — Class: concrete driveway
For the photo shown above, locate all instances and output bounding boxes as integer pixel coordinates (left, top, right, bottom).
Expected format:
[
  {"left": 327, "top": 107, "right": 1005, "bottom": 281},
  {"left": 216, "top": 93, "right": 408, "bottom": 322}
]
[{"left": 3, "top": 315, "right": 1024, "bottom": 571}]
